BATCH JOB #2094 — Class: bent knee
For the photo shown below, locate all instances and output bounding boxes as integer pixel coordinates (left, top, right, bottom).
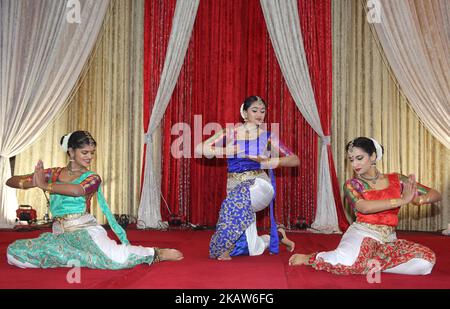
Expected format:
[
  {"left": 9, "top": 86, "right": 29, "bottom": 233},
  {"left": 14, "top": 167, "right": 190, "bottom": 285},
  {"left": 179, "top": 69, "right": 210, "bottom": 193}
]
[{"left": 250, "top": 178, "right": 274, "bottom": 211}]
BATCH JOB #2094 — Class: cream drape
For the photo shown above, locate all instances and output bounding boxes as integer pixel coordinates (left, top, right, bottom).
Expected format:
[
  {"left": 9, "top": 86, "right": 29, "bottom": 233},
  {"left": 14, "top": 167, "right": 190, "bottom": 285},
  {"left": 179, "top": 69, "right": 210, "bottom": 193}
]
[
  {"left": 137, "top": 0, "right": 200, "bottom": 229},
  {"left": 332, "top": 0, "right": 449, "bottom": 231},
  {"left": 14, "top": 0, "right": 144, "bottom": 224},
  {"left": 260, "top": 0, "right": 340, "bottom": 233},
  {"left": 12, "top": 0, "right": 448, "bottom": 231},
  {"left": 0, "top": 0, "right": 109, "bottom": 227},
  {"left": 372, "top": 0, "right": 450, "bottom": 149}
]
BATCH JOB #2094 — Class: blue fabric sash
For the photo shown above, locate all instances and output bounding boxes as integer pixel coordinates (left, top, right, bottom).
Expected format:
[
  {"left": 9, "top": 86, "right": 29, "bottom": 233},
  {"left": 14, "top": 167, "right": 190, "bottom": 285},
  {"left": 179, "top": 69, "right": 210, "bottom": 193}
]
[{"left": 267, "top": 168, "right": 279, "bottom": 254}]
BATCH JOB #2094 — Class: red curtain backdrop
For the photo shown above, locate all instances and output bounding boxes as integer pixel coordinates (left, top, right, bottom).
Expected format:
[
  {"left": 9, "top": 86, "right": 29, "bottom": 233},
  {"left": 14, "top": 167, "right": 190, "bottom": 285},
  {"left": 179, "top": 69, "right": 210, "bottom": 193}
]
[
  {"left": 144, "top": 0, "right": 354, "bottom": 229},
  {"left": 297, "top": 0, "right": 349, "bottom": 231},
  {"left": 142, "top": 0, "right": 176, "bottom": 192}
]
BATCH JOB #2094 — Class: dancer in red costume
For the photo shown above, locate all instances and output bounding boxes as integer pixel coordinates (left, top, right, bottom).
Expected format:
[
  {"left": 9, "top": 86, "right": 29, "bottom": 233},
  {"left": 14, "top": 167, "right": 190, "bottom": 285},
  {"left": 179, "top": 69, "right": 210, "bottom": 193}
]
[{"left": 289, "top": 137, "right": 441, "bottom": 275}]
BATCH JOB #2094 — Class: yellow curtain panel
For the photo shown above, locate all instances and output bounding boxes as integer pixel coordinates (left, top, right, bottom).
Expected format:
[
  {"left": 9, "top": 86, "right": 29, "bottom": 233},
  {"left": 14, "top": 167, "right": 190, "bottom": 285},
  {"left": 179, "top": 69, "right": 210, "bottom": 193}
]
[
  {"left": 14, "top": 0, "right": 145, "bottom": 224},
  {"left": 331, "top": 0, "right": 449, "bottom": 231}
]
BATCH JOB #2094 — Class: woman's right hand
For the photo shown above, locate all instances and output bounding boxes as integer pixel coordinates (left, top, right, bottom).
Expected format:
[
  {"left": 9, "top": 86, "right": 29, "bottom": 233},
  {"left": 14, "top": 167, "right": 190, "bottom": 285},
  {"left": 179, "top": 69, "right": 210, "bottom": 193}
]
[{"left": 401, "top": 174, "right": 417, "bottom": 205}]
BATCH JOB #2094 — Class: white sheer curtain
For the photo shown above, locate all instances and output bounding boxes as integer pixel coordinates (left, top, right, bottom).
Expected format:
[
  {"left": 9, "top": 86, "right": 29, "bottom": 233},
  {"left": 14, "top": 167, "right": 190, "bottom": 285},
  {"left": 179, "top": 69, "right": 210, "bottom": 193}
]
[
  {"left": 372, "top": 0, "right": 450, "bottom": 149},
  {"left": 0, "top": 0, "right": 109, "bottom": 227},
  {"left": 260, "top": 0, "right": 340, "bottom": 233},
  {"left": 137, "top": 0, "right": 199, "bottom": 229}
]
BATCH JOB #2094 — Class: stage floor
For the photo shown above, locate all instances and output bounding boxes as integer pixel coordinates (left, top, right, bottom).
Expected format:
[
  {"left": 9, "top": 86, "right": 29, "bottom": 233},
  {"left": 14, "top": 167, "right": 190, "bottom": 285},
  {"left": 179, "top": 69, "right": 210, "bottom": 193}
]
[{"left": 0, "top": 228, "right": 449, "bottom": 289}]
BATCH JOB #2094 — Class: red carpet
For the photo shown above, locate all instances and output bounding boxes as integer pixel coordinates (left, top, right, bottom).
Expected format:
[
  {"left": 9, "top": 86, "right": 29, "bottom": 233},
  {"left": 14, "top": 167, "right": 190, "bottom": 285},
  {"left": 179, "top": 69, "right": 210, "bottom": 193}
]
[{"left": 0, "top": 228, "right": 449, "bottom": 289}]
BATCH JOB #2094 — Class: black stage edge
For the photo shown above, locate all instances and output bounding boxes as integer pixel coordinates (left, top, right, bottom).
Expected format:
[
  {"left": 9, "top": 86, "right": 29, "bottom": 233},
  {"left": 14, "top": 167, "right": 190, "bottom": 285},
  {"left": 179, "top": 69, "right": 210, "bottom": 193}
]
[{"left": 0, "top": 289, "right": 448, "bottom": 306}]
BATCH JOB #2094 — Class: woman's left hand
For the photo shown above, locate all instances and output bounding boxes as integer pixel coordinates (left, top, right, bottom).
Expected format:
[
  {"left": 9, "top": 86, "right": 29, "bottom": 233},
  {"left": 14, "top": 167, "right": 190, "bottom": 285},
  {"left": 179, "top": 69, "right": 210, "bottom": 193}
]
[
  {"left": 401, "top": 174, "right": 417, "bottom": 205},
  {"left": 32, "top": 160, "right": 46, "bottom": 189}
]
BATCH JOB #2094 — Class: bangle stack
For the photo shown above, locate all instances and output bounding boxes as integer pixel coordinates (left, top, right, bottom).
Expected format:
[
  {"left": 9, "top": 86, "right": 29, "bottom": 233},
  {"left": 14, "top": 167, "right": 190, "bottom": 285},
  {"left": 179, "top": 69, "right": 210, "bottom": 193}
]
[{"left": 46, "top": 183, "right": 54, "bottom": 193}]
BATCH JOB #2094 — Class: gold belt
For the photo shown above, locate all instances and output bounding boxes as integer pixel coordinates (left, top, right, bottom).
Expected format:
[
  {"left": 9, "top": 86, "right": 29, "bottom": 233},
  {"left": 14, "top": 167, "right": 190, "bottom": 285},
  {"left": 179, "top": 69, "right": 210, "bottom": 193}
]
[
  {"left": 228, "top": 170, "right": 265, "bottom": 182},
  {"left": 55, "top": 212, "right": 86, "bottom": 221},
  {"left": 52, "top": 213, "right": 94, "bottom": 235},
  {"left": 357, "top": 221, "right": 396, "bottom": 242}
]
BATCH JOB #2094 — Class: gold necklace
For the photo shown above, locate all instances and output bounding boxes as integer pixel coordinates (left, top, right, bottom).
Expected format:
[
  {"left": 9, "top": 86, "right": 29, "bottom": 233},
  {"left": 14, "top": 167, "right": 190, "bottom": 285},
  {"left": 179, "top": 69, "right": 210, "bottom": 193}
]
[
  {"left": 67, "top": 162, "right": 84, "bottom": 176},
  {"left": 358, "top": 169, "right": 380, "bottom": 185}
]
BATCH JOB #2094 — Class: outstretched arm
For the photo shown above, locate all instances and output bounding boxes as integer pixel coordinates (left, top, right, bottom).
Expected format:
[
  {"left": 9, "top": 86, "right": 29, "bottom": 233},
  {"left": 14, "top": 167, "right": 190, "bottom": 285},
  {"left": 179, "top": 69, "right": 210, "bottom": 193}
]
[
  {"left": 7, "top": 160, "right": 86, "bottom": 197},
  {"left": 6, "top": 175, "right": 37, "bottom": 190},
  {"left": 397, "top": 174, "right": 442, "bottom": 205},
  {"left": 413, "top": 189, "right": 442, "bottom": 205}
]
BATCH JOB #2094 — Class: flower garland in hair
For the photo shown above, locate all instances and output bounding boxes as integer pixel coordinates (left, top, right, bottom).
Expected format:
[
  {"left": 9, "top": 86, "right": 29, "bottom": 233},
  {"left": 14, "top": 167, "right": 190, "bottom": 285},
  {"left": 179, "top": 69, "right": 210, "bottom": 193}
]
[
  {"left": 369, "top": 138, "right": 383, "bottom": 161},
  {"left": 240, "top": 103, "right": 246, "bottom": 120},
  {"left": 60, "top": 132, "right": 73, "bottom": 152}
]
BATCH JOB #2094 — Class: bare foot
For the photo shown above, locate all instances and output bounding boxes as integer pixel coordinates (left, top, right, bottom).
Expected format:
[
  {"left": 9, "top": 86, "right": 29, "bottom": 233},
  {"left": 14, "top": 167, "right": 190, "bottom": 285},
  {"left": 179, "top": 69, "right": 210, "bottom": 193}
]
[
  {"left": 288, "top": 254, "right": 311, "bottom": 266},
  {"left": 158, "top": 248, "right": 184, "bottom": 261},
  {"left": 278, "top": 227, "right": 295, "bottom": 252},
  {"left": 218, "top": 251, "right": 232, "bottom": 261}
]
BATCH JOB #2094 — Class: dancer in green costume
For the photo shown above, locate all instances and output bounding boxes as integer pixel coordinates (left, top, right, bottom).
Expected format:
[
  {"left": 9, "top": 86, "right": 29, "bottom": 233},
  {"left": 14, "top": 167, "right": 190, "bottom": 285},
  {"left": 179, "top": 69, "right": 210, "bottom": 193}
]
[{"left": 6, "top": 131, "right": 183, "bottom": 269}]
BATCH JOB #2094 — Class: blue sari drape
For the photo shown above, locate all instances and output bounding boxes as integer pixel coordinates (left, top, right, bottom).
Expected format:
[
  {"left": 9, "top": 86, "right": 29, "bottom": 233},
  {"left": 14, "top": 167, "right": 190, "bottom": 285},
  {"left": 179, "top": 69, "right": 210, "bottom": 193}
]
[{"left": 209, "top": 131, "right": 279, "bottom": 258}]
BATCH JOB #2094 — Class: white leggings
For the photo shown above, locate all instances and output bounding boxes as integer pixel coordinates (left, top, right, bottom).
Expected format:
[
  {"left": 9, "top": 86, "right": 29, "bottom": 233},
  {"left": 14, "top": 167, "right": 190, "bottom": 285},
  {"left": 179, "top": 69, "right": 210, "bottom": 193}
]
[
  {"left": 316, "top": 224, "right": 434, "bottom": 275},
  {"left": 383, "top": 258, "right": 434, "bottom": 275},
  {"left": 7, "top": 254, "right": 38, "bottom": 268},
  {"left": 244, "top": 178, "right": 274, "bottom": 256}
]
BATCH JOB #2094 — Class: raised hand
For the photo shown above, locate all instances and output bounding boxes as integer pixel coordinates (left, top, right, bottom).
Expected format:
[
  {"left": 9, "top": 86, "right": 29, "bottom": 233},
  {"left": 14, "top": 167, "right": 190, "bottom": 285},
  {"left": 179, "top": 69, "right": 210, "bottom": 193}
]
[
  {"left": 401, "top": 174, "right": 417, "bottom": 205},
  {"left": 32, "top": 160, "right": 46, "bottom": 189}
]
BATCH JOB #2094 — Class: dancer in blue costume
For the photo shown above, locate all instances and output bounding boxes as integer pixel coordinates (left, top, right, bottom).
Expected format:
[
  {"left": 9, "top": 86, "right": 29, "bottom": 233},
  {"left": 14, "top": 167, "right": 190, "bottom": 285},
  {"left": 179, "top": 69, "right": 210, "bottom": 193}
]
[
  {"left": 6, "top": 131, "right": 183, "bottom": 269},
  {"left": 196, "top": 96, "right": 299, "bottom": 260}
]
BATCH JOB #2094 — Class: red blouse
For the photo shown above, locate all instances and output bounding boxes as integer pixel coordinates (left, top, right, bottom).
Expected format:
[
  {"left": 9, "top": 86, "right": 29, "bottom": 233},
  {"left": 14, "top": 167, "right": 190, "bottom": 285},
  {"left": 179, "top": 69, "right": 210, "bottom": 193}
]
[
  {"left": 344, "top": 173, "right": 431, "bottom": 227},
  {"left": 22, "top": 167, "right": 101, "bottom": 213},
  {"left": 356, "top": 174, "right": 401, "bottom": 226}
]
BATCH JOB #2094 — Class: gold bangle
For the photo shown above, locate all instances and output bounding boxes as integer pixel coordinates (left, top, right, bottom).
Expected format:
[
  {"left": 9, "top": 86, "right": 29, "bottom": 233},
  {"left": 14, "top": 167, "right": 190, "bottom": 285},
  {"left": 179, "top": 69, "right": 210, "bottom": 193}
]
[
  {"left": 419, "top": 196, "right": 429, "bottom": 205},
  {"left": 46, "top": 183, "right": 54, "bottom": 193},
  {"left": 390, "top": 199, "right": 400, "bottom": 208},
  {"left": 18, "top": 179, "right": 25, "bottom": 189}
]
